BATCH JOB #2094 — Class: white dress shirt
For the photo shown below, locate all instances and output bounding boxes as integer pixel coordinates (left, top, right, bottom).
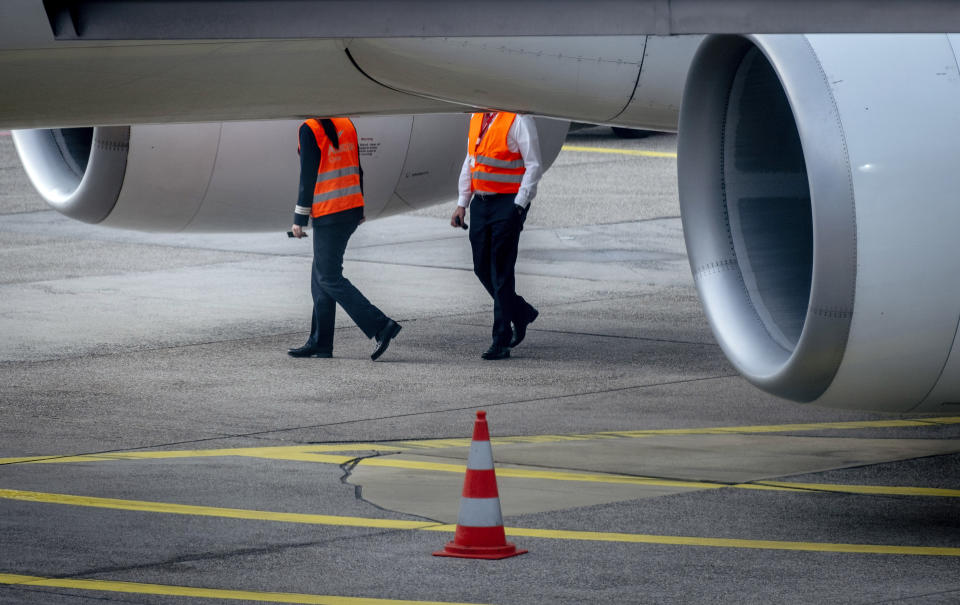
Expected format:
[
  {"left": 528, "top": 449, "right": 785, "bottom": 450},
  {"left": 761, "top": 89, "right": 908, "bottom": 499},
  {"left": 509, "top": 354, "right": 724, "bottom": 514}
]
[{"left": 457, "top": 114, "right": 543, "bottom": 210}]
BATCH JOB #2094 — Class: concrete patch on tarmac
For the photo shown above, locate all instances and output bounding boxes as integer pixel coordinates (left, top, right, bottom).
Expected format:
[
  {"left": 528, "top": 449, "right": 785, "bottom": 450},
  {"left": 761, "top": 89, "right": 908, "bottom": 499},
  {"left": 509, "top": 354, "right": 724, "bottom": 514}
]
[
  {"left": 348, "top": 456, "right": 690, "bottom": 524},
  {"left": 348, "top": 434, "right": 960, "bottom": 522}
]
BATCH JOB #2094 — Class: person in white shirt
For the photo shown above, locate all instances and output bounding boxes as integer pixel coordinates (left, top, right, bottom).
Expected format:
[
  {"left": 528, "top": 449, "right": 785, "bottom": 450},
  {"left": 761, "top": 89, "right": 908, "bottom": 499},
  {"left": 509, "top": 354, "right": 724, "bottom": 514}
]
[{"left": 451, "top": 111, "right": 543, "bottom": 360}]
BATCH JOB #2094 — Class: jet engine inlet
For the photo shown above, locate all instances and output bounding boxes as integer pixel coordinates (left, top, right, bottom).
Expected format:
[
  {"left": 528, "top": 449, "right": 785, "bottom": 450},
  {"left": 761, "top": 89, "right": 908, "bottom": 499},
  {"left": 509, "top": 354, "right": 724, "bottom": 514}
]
[
  {"left": 678, "top": 35, "right": 857, "bottom": 403},
  {"left": 12, "top": 126, "right": 129, "bottom": 223}
]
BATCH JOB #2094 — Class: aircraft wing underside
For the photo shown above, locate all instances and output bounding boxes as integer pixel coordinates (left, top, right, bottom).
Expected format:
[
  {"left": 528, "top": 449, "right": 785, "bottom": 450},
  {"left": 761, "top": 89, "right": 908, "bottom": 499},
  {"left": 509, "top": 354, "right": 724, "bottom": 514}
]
[{"left": 20, "top": 0, "right": 960, "bottom": 40}]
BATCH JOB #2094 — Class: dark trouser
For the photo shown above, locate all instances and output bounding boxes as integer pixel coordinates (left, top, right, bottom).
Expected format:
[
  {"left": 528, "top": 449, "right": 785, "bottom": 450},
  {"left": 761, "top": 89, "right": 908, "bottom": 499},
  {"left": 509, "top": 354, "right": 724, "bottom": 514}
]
[
  {"left": 307, "top": 215, "right": 389, "bottom": 352},
  {"left": 468, "top": 193, "right": 537, "bottom": 347}
]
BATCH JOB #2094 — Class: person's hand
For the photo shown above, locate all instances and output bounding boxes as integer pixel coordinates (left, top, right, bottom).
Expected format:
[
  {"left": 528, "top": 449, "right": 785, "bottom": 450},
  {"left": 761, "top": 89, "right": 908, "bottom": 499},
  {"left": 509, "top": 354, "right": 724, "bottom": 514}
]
[
  {"left": 451, "top": 206, "right": 466, "bottom": 228},
  {"left": 291, "top": 224, "right": 304, "bottom": 238}
]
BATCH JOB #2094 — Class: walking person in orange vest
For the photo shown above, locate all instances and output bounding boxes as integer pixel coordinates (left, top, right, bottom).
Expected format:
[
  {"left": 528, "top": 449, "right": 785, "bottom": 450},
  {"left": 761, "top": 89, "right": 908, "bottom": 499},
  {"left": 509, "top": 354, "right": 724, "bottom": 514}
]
[
  {"left": 451, "top": 111, "right": 542, "bottom": 360},
  {"left": 288, "top": 117, "right": 401, "bottom": 360}
]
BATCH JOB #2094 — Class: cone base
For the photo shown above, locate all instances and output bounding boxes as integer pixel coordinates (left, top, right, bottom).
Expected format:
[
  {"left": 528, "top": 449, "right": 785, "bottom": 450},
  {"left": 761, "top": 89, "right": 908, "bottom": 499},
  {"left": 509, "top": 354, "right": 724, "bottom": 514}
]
[{"left": 433, "top": 541, "right": 528, "bottom": 560}]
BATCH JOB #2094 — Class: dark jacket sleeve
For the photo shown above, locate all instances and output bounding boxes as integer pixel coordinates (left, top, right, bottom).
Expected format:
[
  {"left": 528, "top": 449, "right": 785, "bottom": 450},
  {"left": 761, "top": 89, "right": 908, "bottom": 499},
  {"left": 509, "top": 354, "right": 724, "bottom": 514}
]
[{"left": 294, "top": 123, "right": 321, "bottom": 227}]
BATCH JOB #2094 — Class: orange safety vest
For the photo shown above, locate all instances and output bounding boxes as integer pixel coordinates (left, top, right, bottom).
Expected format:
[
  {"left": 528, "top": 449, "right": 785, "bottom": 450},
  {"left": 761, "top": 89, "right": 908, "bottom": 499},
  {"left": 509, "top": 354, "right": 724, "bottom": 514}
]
[
  {"left": 302, "top": 117, "right": 364, "bottom": 218},
  {"left": 468, "top": 112, "right": 526, "bottom": 195}
]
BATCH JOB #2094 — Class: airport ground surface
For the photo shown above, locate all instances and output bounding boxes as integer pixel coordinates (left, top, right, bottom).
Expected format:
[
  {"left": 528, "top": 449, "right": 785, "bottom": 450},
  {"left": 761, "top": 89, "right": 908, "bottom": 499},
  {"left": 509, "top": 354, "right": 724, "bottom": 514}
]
[{"left": 0, "top": 127, "right": 958, "bottom": 604}]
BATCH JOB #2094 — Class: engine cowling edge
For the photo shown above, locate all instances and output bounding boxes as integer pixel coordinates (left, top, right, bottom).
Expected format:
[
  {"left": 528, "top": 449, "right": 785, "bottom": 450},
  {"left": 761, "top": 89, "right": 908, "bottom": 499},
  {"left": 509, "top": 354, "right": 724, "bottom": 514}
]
[
  {"left": 679, "top": 34, "right": 960, "bottom": 412},
  {"left": 678, "top": 34, "right": 856, "bottom": 403},
  {"left": 12, "top": 126, "right": 129, "bottom": 223}
]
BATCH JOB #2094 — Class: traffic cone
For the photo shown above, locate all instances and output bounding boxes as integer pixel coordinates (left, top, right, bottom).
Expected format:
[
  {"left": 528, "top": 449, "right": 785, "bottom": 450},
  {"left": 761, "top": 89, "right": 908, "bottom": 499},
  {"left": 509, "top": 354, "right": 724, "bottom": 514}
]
[{"left": 433, "top": 410, "right": 527, "bottom": 559}]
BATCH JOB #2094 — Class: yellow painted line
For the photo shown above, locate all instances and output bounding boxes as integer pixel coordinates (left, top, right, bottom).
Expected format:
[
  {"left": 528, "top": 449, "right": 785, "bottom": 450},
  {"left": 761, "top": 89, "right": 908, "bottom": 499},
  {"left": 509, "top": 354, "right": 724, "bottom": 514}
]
[
  {"left": 0, "top": 445, "right": 400, "bottom": 466},
  {"left": 350, "top": 457, "right": 777, "bottom": 491},
  {"left": 394, "top": 416, "right": 960, "bottom": 449},
  {"left": 561, "top": 144, "right": 677, "bottom": 158},
  {"left": 491, "top": 528, "right": 960, "bottom": 557},
  {"left": 2, "top": 489, "right": 958, "bottom": 557},
  {"left": 0, "top": 573, "right": 481, "bottom": 604},
  {"left": 0, "top": 489, "right": 436, "bottom": 530},
  {"left": 757, "top": 481, "right": 960, "bottom": 498},
  {"left": 6, "top": 445, "right": 949, "bottom": 497},
  {"left": 336, "top": 458, "right": 960, "bottom": 498},
  {"left": 391, "top": 439, "right": 475, "bottom": 449},
  {"left": 2, "top": 417, "right": 957, "bottom": 497},
  {"left": 5, "top": 417, "right": 958, "bottom": 466},
  {"left": 601, "top": 417, "right": 960, "bottom": 437}
]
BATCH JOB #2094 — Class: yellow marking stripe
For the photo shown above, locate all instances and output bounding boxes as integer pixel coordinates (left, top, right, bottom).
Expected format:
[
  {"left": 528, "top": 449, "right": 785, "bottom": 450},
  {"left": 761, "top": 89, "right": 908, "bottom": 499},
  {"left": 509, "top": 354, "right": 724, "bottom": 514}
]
[
  {"left": 394, "top": 416, "right": 960, "bottom": 449},
  {"left": 3, "top": 417, "right": 957, "bottom": 499},
  {"left": 600, "top": 417, "right": 960, "bottom": 437},
  {"left": 2, "top": 426, "right": 958, "bottom": 498},
  {"left": 0, "top": 573, "right": 480, "bottom": 604},
  {"left": 5, "top": 417, "right": 957, "bottom": 466},
  {"left": 0, "top": 445, "right": 399, "bottom": 466},
  {"left": 336, "top": 458, "right": 960, "bottom": 498},
  {"left": 6, "top": 445, "right": 952, "bottom": 497},
  {"left": 758, "top": 481, "right": 960, "bottom": 498},
  {"left": 351, "top": 457, "right": 746, "bottom": 490},
  {"left": 1, "top": 489, "right": 958, "bottom": 557},
  {"left": 0, "top": 489, "right": 435, "bottom": 530},
  {"left": 492, "top": 528, "right": 960, "bottom": 556},
  {"left": 561, "top": 144, "right": 677, "bottom": 158}
]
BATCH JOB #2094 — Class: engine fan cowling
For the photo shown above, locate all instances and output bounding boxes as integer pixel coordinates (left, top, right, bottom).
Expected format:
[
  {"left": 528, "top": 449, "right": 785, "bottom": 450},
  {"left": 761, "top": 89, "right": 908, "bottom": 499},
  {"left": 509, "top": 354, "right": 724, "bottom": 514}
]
[
  {"left": 678, "top": 34, "right": 960, "bottom": 413},
  {"left": 12, "top": 127, "right": 131, "bottom": 224}
]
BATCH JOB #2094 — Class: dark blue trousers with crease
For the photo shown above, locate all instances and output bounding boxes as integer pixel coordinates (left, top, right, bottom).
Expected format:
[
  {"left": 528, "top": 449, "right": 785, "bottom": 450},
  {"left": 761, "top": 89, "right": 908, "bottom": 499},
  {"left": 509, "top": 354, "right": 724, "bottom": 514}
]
[
  {"left": 307, "top": 213, "right": 388, "bottom": 353},
  {"left": 468, "top": 193, "right": 536, "bottom": 347}
]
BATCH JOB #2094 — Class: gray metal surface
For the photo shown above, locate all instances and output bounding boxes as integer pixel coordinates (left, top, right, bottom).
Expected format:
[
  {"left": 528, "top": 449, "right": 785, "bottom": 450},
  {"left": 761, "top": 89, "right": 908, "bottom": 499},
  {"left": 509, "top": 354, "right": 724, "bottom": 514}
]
[
  {"left": 613, "top": 35, "right": 702, "bottom": 131},
  {"left": 11, "top": 127, "right": 129, "bottom": 223},
  {"left": 0, "top": 36, "right": 461, "bottom": 130},
  {"left": 919, "top": 34, "right": 960, "bottom": 409},
  {"left": 10, "top": 0, "right": 960, "bottom": 41},
  {"left": 804, "top": 34, "right": 960, "bottom": 413},
  {"left": 678, "top": 34, "right": 960, "bottom": 412},
  {"left": 349, "top": 35, "right": 702, "bottom": 131},
  {"left": 678, "top": 35, "right": 856, "bottom": 404},
  {"left": 4, "top": 1, "right": 960, "bottom": 132},
  {"left": 348, "top": 37, "right": 647, "bottom": 124},
  {"left": 1, "top": 129, "right": 958, "bottom": 604}
]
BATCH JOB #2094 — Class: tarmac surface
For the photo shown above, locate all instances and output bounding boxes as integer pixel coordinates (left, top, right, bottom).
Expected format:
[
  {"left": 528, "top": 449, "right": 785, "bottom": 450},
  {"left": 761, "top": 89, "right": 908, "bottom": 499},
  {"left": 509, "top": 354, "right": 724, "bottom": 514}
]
[{"left": 1, "top": 126, "right": 959, "bottom": 604}]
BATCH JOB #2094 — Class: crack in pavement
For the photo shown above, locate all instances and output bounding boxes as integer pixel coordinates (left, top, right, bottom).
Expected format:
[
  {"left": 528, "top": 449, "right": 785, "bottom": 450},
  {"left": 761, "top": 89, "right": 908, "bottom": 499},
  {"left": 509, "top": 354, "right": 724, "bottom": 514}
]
[
  {"left": 865, "top": 587, "right": 960, "bottom": 604},
  {"left": 339, "top": 452, "right": 445, "bottom": 524},
  {"left": 1, "top": 584, "right": 145, "bottom": 603},
  {"left": 7, "top": 528, "right": 431, "bottom": 592}
]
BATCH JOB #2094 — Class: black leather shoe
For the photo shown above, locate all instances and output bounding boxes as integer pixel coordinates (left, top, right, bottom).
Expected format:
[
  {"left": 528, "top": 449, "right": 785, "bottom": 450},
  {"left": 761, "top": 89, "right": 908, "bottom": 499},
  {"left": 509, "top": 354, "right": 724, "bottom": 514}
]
[
  {"left": 481, "top": 343, "right": 511, "bottom": 360},
  {"left": 287, "top": 344, "right": 332, "bottom": 358},
  {"left": 510, "top": 307, "right": 539, "bottom": 348},
  {"left": 371, "top": 320, "right": 402, "bottom": 360}
]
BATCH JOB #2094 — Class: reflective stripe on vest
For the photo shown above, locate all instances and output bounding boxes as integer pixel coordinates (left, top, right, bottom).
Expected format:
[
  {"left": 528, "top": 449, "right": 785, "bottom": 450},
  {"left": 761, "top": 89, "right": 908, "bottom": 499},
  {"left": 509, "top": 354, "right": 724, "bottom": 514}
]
[
  {"left": 468, "top": 112, "right": 525, "bottom": 195},
  {"left": 472, "top": 170, "right": 524, "bottom": 184},
  {"left": 303, "top": 118, "right": 364, "bottom": 218},
  {"left": 476, "top": 154, "right": 524, "bottom": 169}
]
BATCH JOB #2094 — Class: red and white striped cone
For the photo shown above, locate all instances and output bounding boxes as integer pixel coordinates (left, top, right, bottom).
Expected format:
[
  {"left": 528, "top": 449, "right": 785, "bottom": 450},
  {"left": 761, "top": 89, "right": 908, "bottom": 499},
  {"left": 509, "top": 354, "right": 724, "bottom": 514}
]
[{"left": 433, "top": 410, "right": 527, "bottom": 559}]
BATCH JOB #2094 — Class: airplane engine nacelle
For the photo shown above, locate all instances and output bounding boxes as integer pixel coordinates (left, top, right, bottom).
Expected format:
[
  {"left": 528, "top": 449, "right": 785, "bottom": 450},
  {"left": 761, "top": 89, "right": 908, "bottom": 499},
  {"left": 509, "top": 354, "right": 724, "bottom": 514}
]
[
  {"left": 678, "top": 34, "right": 960, "bottom": 413},
  {"left": 12, "top": 114, "right": 569, "bottom": 232}
]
